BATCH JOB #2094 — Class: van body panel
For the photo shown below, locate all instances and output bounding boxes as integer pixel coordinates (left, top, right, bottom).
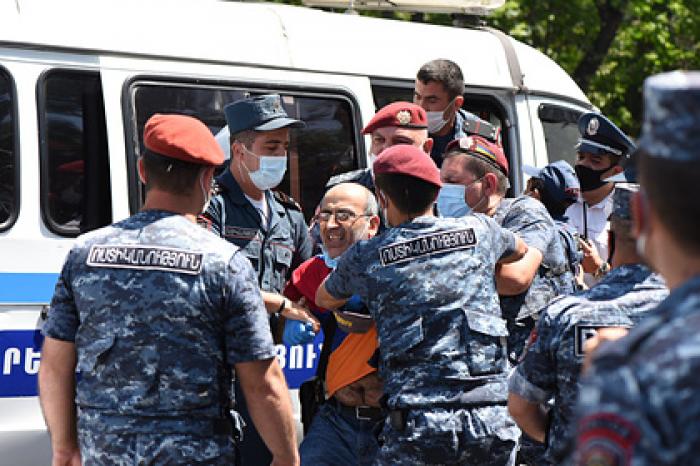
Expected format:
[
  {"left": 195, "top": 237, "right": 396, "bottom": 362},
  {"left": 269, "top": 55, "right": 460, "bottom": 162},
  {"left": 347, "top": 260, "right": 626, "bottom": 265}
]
[{"left": 0, "top": 2, "right": 591, "bottom": 464}]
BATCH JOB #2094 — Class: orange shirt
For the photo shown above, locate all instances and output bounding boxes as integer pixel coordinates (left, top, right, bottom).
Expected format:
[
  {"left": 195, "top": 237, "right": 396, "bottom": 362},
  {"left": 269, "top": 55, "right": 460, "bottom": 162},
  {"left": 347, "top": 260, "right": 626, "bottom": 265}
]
[{"left": 283, "top": 256, "right": 378, "bottom": 397}]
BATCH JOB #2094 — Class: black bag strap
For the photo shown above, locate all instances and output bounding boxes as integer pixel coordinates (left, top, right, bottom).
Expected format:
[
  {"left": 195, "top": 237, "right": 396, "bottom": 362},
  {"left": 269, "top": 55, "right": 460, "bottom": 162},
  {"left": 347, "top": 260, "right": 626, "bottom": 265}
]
[{"left": 315, "top": 313, "right": 337, "bottom": 380}]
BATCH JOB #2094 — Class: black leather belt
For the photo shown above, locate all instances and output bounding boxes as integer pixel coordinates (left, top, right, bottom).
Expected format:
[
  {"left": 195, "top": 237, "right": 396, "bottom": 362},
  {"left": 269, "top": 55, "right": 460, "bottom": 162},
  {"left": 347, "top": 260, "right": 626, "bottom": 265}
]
[{"left": 330, "top": 397, "right": 384, "bottom": 421}]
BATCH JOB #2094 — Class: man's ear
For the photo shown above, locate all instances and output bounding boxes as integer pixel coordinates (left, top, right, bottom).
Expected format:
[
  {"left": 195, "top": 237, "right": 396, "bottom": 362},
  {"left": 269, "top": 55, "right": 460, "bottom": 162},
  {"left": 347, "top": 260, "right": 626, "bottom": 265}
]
[
  {"left": 483, "top": 172, "right": 499, "bottom": 196},
  {"left": 422, "top": 137, "right": 434, "bottom": 155},
  {"left": 137, "top": 157, "right": 147, "bottom": 185},
  {"left": 367, "top": 215, "right": 381, "bottom": 238},
  {"left": 454, "top": 95, "right": 464, "bottom": 110}
]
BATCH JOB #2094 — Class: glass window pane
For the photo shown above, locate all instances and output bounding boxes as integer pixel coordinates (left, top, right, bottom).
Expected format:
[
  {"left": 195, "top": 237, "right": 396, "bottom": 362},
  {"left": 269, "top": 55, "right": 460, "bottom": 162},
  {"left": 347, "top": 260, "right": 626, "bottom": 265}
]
[
  {"left": 41, "top": 71, "right": 111, "bottom": 236},
  {"left": 0, "top": 68, "right": 17, "bottom": 228},
  {"left": 538, "top": 104, "right": 582, "bottom": 167}
]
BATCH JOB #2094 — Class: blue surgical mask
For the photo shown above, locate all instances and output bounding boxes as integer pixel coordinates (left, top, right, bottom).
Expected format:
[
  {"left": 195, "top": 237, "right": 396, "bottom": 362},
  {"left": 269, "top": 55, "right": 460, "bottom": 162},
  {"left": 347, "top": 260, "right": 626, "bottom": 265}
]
[
  {"left": 320, "top": 245, "right": 338, "bottom": 269},
  {"left": 437, "top": 183, "right": 469, "bottom": 218},
  {"left": 242, "top": 147, "right": 287, "bottom": 190}
]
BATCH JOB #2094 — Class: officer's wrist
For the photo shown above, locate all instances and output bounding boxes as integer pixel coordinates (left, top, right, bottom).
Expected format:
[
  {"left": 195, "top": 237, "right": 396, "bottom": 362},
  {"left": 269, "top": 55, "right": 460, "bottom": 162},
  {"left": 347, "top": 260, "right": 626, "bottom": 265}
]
[
  {"left": 593, "top": 262, "right": 611, "bottom": 279},
  {"left": 276, "top": 297, "right": 288, "bottom": 317}
]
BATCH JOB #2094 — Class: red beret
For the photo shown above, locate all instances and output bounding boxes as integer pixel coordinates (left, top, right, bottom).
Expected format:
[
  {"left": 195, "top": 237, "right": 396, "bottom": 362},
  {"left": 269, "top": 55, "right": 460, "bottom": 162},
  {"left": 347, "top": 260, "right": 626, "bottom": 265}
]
[
  {"left": 361, "top": 101, "right": 428, "bottom": 135},
  {"left": 373, "top": 145, "right": 442, "bottom": 188},
  {"left": 144, "top": 114, "right": 224, "bottom": 166},
  {"left": 445, "top": 136, "right": 509, "bottom": 176}
]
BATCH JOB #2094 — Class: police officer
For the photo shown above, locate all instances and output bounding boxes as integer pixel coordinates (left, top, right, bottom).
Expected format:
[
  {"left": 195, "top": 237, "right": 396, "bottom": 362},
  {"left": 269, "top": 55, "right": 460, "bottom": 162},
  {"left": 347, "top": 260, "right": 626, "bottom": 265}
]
[
  {"left": 316, "top": 144, "right": 529, "bottom": 465},
  {"left": 38, "top": 114, "right": 299, "bottom": 465},
  {"left": 523, "top": 160, "right": 583, "bottom": 288},
  {"left": 325, "top": 101, "right": 432, "bottom": 193},
  {"left": 414, "top": 59, "right": 498, "bottom": 166},
  {"left": 507, "top": 183, "right": 668, "bottom": 465},
  {"left": 202, "top": 94, "right": 314, "bottom": 465},
  {"left": 572, "top": 71, "right": 700, "bottom": 465},
  {"left": 439, "top": 136, "right": 575, "bottom": 363},
  {"left": 566, "top": 112, "right": 635, "bottom": 286}
]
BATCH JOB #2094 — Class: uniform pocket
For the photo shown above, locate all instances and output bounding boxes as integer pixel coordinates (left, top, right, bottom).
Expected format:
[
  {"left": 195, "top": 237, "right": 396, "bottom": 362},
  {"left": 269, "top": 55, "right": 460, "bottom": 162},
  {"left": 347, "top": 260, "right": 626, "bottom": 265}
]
[
  {"left": 77, "top": 334, "right": 115, "bottom": 373},
  {"left": 465, "top": 310, "right": 508, "bottom": 376}
]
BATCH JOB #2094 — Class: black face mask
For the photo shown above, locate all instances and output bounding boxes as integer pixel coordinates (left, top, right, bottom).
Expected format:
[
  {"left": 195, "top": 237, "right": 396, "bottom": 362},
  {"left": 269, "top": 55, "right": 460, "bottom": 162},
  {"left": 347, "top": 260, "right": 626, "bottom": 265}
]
[{"left": 575, "top": 164, "right": 611, "bottom": 192}]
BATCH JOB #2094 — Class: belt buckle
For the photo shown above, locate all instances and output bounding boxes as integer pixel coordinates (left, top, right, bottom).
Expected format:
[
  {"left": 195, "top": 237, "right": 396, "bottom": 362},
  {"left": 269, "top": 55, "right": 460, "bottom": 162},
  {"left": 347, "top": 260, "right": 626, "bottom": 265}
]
[{"left": 355, "top": 406, "right": 373, "bottom": 421}]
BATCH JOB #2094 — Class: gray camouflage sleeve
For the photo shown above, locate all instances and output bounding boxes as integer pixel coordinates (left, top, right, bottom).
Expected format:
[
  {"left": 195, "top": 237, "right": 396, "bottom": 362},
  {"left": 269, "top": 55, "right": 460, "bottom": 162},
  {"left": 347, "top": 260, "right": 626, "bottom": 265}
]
[
  {"left": 42, "top": 249, "right": 79, "bottom": 342},
  {"left": 223, "top": 251, "right": 277, "bottom": 364},
  {"left": 504, "top": 198, "right": 554, "bottom": 254},
  {"left": 324, "top": 241, "right": 367, "bottom": 300},
  {"left": 483, "top": 214, "right": 518, "bottom": 261},
  {"left": 509, "top": 312, "right": 558, "bottom": 403}
]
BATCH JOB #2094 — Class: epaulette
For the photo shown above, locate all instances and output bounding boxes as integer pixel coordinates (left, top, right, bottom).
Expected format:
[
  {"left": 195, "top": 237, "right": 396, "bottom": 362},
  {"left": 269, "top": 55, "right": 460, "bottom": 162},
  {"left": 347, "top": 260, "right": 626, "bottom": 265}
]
[
  {"left": 211, "top": 179, "right": 226, "bottom": 196},
  {"left": 463, "top": 118, "right": 500, "bottom": 142},
  {"left": 272, "top": 189, "right": 302, "bottom": 211}
]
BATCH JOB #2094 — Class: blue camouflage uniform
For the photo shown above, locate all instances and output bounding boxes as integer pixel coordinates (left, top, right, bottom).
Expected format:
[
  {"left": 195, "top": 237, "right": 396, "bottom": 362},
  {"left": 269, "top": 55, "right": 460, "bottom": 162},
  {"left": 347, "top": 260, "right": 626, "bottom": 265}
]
[
  {"left": 204, "top": 169, "right": 312, "bottom": 293},
  {"left": 431, "top": 108, "right": 496, "bottom": 166},
  {"left": 509, "top": 264, "right": 668, "bottom": 464},
  {"left": 493, "top": 195, "right": 575, "bottom": 363},
  {"left": 325, "top": 214, "right": 521, "bottom": 465},
  {"left": 573, "top": 71, "right": 700, "bottom": 466},
  {"left": 42, "top": 210, "right": 276, "bottom": 465}
]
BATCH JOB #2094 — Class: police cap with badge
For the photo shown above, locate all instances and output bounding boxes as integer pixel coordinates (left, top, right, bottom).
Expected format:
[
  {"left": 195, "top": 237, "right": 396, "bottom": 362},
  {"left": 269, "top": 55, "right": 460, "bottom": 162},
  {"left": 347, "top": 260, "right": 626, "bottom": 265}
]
[
  {"left": 445, "top": 135, "right": 509, "bottom": 176},
  {"left": 361, "top": 101, "right": 428, "bottom": 134},
  {"left": 214, "top": 94, "right": 306, "bottom": 160},
  {"left": 577, "top": 112, "right": 636, "bottom": 160}
]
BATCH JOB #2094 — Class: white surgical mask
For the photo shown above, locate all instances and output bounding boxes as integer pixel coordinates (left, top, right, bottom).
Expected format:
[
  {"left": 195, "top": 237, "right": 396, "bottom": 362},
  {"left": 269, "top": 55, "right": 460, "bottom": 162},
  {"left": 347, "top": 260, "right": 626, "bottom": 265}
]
[
  {"left": 426, "top": 97, "right": 456, "bottom": 134},
  {"left": 436, "top": 183, "right": 469, "bottom": 218},
  {"left": 241, "top": 147, "right": 287, "bottom": 190},
  {"left": 320, "top": 245, "right": 338, "bottom": 269}
]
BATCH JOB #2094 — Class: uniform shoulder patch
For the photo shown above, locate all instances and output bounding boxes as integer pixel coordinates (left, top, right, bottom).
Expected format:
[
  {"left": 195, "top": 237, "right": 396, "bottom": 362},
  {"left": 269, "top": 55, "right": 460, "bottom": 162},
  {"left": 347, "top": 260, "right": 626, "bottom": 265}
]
[
  {"left": 86, "top": 244, "right": 204, "bottom": 275},
  {"left": 379, "top": 228, "right": 477, "bottom": 266},
  {"left": 577, "top": 412, "right": 640, "bottom": 466},
  {"left": 273, "top": 189, "right": 302, "bottom": 211}
]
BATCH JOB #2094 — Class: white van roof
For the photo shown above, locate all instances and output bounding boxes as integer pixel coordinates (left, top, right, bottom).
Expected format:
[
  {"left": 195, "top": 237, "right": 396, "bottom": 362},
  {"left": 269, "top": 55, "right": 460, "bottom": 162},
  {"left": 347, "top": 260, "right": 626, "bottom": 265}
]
[{"left": 1, "top": 0, "right": 588, "bottom": 104}]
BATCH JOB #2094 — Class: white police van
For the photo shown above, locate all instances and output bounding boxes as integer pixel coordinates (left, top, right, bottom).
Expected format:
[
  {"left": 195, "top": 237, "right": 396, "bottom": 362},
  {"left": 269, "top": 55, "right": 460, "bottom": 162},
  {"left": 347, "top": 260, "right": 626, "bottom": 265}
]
[{"left": 0, "top": 0, "right": 591, "bottom": 463}]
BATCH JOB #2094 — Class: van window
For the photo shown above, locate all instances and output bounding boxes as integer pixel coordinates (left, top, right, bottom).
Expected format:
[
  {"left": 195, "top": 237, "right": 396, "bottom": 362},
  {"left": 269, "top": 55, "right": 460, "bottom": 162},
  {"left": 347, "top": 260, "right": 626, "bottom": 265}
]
[
  {"left": 0, "top": 68, "right": 17, "bottom": 230},
  {"left": 129, "top": 82, "right": 360, "bottom": 221},
  {"left": 38, "top": 70, "right": 111, "bottom": 236},
  {"left": 538, "top": 104, "right": 582, "bottom": 167}
]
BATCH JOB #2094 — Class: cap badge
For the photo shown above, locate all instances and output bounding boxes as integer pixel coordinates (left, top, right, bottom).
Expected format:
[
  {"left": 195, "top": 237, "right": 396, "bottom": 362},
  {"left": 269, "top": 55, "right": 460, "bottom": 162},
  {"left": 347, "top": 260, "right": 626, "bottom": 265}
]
[
  {"left": 273, "top": 98, "right": 283, "bottom": 113},
  {"left": 396, "top": 110, "right": 412, "bottom": 125},
  {"left": 587, "top": 117, "right": 600, "bottom": 136}
]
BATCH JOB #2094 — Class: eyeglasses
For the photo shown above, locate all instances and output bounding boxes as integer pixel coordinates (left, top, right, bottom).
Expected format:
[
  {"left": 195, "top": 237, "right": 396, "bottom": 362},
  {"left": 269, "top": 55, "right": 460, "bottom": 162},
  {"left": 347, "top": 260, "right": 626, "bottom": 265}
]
[{"left": 316, "top": 209, "right": 369, "bottom": 224}]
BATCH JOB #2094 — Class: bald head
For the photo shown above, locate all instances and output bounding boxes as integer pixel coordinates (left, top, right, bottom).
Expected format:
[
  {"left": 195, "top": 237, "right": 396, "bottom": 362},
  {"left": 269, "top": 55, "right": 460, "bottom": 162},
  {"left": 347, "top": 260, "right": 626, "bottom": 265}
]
[{"left": 318, "top": 182, "right": 380, "bottom": 258}]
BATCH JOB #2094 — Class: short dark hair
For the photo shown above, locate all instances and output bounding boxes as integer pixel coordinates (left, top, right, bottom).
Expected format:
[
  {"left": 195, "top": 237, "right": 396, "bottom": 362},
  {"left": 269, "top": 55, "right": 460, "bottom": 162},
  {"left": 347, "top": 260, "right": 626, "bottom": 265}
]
[
  {"left": 638, "top": 150, "right": 700, "bottom": 254},
  {"left": 417, "top": 59, "right": 464, "bottom": 100},
  {"left": 445, "top": 152, "right": 509, "bottom": 195},
  {"left": 374, "top": 173, "right": 439, "bottom": 216},
  {"left": 142, "top": 149, "right": 203, "bottom": 195},
  {"left": 229, "top": 129, "right": 257, "bottom": 149}
]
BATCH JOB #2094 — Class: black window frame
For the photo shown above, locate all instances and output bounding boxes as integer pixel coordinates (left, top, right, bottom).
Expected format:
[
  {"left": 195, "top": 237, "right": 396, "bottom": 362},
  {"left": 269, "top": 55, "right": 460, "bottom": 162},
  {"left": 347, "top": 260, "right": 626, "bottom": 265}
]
[
  {"left": 122, "top": 76, "right": 366, "bottom": 218},
  {"left": 0, "top": 65, "right": 20, "bottom": 232},
  {"left": 37, "top": 68, "right": 112, "bottom": 237}
]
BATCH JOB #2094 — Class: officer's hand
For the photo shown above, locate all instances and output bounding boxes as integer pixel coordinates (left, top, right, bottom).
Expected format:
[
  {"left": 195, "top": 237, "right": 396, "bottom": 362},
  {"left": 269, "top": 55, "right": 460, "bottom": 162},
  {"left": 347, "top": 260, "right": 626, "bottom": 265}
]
[
  {"left": 281, "top": 297, "right": 321, "bottom": 333},
  {"left": 581, "top": 327, "right": 629, "bottom": 374},
  {"left": 283, "top": 319, "right": 316, "bottom": 346},
  {"left": 578, "top": 238, "right": 604, "bottom": 274},
  {"left": 343, "top": 294, "right": 365, "bottom": 312},
  {"left": 51, "top": 446, "right": 82, "bottom": 466}
]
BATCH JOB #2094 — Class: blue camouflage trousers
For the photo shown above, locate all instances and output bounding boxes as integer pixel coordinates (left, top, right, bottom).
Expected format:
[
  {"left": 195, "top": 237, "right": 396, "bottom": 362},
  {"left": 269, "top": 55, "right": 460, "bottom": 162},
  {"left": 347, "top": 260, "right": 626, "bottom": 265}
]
[
  {"left": 78, "top": 431, "right": 235, "bottom": 465},
  {"left": 374, "top": 406, "right": 519, "bottom": 466}
]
